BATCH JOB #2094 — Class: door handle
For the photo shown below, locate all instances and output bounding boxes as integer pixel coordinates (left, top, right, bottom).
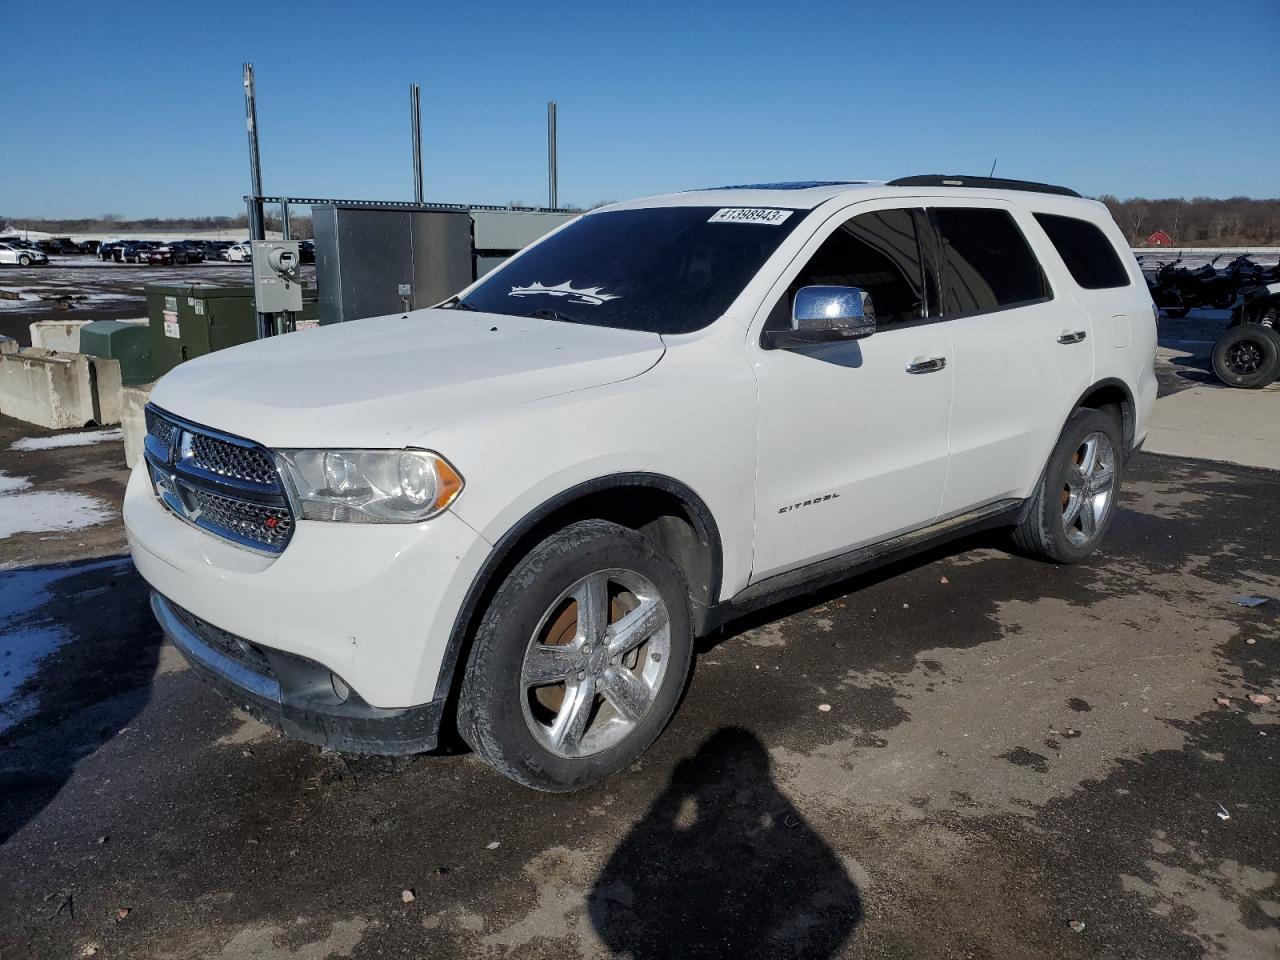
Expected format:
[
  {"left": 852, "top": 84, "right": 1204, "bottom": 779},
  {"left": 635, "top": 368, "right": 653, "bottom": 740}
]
[
  {"left": 1057, "top": 329, "right": 1088, "bottom": 344},
  {"left": 905, "top": 356, "right": 947, "bottom": 374}
]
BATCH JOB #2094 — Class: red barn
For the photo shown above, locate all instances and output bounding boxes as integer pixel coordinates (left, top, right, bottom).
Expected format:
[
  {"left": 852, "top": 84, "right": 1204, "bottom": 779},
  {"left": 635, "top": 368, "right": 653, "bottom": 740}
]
[{"left": 1146, "top": 230, "right": 1174, "bottom": 247}]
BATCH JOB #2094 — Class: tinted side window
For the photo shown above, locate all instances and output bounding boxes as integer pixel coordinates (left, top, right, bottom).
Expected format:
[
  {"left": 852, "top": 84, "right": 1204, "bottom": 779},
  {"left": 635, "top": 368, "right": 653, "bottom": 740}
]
[
  {"left": 1034, "top": 213, "right": 1131, "bottom": 289},
  {"left": 765, "top": 208, "right": 926, "bottom": 331},
  {"left": 932, "top": 208, "right": 1050, "bottom": 317}
]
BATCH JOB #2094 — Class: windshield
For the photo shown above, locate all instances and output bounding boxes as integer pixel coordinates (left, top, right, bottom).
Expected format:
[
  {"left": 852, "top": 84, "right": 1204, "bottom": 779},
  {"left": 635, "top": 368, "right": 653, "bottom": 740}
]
[{"left": 455, "top": 206, "right": 803, "bottom": 334}]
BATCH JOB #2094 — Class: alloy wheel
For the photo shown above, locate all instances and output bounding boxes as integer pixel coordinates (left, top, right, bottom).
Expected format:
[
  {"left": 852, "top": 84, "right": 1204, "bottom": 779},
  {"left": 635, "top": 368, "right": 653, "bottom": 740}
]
[
  {"left": 1224, "top": 340, "right": 1265, "bottom": 377},
  {"left": 520, "top": 568, "right": 671, "bottom": 759},
  {"left": 1060, "top": 431, "right": 1117, "bottom": 547}
]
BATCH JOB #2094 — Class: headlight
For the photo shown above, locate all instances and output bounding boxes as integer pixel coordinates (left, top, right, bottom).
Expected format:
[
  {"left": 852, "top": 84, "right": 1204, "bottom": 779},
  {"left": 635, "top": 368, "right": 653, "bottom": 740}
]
[{"left": 275, "top": 449, "right": 463, "bottom": 523}]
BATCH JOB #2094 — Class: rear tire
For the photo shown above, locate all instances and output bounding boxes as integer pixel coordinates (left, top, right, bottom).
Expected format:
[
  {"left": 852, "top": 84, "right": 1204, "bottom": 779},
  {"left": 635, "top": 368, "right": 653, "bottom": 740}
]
[
  {"left": 457, "top": 519, "right": 694, "bottom": 791},
  {"left": 1013, "top": 408, "right": 1124, "bottom": 564},
  {"left": 1211, "top": 325, "right": 1280, "bottom": 389}
]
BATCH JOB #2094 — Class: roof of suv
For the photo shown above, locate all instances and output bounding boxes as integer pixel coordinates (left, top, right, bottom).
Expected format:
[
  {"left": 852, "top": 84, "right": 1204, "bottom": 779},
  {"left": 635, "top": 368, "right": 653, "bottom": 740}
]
[{"left": 608, "top": 175, "right": 1086, "bottom": 213}]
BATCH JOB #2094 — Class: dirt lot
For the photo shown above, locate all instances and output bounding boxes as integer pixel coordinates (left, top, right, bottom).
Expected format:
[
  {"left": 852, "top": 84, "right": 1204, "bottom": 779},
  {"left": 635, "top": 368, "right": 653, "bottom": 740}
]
[
  {"left": 0, "top": 357, "right": 1277, "bottom": 959},
  {"left": 0, "top": 258, "right": 314, "bottom": 346}
]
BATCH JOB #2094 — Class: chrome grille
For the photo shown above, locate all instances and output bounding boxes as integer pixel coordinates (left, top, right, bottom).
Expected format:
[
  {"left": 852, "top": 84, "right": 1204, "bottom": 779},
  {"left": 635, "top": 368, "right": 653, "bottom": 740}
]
[
  {"left": 144, "top": 405, "right": 295, "bottom": 555},
  {"left": 145, "top": 407, "right": 175, "bottom": 451},
  {"left": 189, "top": 433, "right": 278, "bottom": 486},
  {"left": 189, "top": 486, "right": 294, "bottom": 550}
]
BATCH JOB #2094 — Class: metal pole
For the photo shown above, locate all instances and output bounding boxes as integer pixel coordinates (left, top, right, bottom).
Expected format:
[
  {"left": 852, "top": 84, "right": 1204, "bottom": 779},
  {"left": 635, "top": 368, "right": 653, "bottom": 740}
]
[
  {"left": 547, "top": 101, "right": 558, "bottom": 209},
  {"left": 243, "top": 63, "right": 265, "bottom": 240},
  {"left": 281, "top": 200, "right": 291, "bottom": 240},
  {"left": 243, "top": 62, "right": 271, "bottom": 338},
  {"left": 411, "top": 83, "right": 424, "bottom": 203}
]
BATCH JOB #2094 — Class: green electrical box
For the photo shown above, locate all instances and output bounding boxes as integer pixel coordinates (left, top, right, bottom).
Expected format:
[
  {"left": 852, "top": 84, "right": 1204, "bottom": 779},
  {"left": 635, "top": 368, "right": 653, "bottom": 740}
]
[
  {"left": 146, "top": 284, "right": 258, "bottom": 378},
  {"left": 79, "top": 320, "right": 154, "bottom": 386}
]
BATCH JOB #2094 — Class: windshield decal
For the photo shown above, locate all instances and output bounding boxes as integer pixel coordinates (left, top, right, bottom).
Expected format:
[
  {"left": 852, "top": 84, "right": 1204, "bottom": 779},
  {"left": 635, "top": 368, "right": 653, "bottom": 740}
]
[
  {"left": 708, "top": 208, "right": 794, "bottom": 225},
  {"left": 508, "top": 281, "right": 621, "bottom": 305}
]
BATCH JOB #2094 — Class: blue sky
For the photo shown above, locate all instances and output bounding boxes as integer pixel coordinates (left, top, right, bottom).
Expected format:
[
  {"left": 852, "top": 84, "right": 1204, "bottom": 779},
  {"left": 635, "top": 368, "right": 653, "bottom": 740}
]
[{"left": 4, "top": 0, "right": 1278, "bottom": 217}]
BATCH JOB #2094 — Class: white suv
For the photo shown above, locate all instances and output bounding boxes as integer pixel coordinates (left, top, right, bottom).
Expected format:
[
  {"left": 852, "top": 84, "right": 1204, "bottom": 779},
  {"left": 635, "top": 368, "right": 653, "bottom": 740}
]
[{"left": 125, "top": 176, "right": 1158, "bottom": 790}]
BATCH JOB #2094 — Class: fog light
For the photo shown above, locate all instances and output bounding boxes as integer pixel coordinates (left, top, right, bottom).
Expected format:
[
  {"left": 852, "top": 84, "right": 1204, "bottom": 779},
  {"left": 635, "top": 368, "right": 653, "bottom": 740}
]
[{"left": 330, "top": 672, "right": 351, "bottom": 703}]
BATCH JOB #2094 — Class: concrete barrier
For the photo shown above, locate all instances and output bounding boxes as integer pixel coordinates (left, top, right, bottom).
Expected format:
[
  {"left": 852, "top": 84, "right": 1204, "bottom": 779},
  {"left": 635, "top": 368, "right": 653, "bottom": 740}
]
[
  {"left": 30, "top": 319, "right": 90, "bottom": 353},
  {"left": 0, "top": 348, "right": 124, "bottom": 429},
  {"left": 121, "top": 382, "right": 155, "bottom": 468},
  {"left": 90, "top": 356, "right": 124, "bottom": 426},
  {"left": 0, "top": 349, "right": 96, "bottom": 429},
  {"left": 30, "top": 317, "right": 147, "bottom": 354}
]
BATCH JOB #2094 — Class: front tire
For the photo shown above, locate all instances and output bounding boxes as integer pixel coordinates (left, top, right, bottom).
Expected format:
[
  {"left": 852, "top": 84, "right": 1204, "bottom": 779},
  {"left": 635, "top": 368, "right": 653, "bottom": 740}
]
[
  {"left": 1212, "top": 325, "right": 1280, "bottom": 389},
  {"left": 1014, "top": 408, "right": 1124, "bottom": 564},
  {"left": 457, "top": 519, "right": 694, "bottom": 791},
  {"left": 17, "top": 255, "right": 30, "bottom": 266}
]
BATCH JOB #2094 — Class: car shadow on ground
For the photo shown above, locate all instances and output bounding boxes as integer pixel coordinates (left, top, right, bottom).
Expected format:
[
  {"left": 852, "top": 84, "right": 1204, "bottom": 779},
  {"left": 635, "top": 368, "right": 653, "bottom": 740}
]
[
  {"left": 703, "top": 528, "right": 1015, "bottom": 654},
  {"left": 588, "top": 726, "right": 861, "bottom": 959},
  {"left": 0, "top": 557, "right": 159, "bottom": 846}
]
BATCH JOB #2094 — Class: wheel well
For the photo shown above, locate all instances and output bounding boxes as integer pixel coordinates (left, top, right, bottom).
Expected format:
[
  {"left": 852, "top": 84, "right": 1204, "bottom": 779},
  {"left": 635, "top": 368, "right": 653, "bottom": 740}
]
[
  {"left": 1076, "top": 381, "right": 1134, "bottom": 451},
  {"left": 434, "top": 477, "right": 722, "bottom": 706}
]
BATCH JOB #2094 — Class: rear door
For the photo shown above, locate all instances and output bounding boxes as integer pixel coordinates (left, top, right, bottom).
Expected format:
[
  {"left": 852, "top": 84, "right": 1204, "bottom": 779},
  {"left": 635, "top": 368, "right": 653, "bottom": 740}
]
[
  {"left": 931, "top": 202, "right": 1095, "bottom": 516},
  {"left": 1031, "top": 210, "right": 1150, "bottom": 392}
]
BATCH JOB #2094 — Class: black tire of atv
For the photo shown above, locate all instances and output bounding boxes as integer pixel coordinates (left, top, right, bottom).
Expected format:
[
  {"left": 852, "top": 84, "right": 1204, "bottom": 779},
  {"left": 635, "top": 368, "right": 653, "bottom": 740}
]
[
  {"left": 1211, "top": 325, "right": 1280, "bottom": 389},
  {"left": 1012, "top": 408, "right": 1125, "bottom": 564},
  {"left": 456, "top": 519, "right": 694, "bottom": 792}
]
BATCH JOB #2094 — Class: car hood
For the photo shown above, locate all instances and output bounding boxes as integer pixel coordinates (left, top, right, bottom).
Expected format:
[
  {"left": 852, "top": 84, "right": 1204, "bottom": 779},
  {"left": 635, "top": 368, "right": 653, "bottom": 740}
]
[{"left": 149, "top": 308, "right": 666, "bottom": 448}]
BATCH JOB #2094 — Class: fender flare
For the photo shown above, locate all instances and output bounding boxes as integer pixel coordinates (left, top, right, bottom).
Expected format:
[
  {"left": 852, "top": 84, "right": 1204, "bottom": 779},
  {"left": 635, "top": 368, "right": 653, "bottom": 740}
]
[
  {"left": 1069, "top": 377, "right": 1137, "bottom": 452},
  {"left": 432, "top": 472, "right": 724, "bottom": 702}
]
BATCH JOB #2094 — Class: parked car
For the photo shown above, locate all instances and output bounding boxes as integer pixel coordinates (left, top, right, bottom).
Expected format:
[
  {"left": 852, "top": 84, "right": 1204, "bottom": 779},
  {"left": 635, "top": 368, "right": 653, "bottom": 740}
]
[
  {"left": 120, "top": 240, "right": 160, "bottom": 263},
  {"left": 226, "top": 242, "right": 251, "bottom": 262},
  {"left": 36, "top": 237, "right": 80, "bottom": 255},
  {"left": 299, "top": 239, "right": 315, "bottom": 264},
  {"left": 143, "top": 243, "right": 192, "bottom": 266},
  {"left": 127, "top": 176, "right": 1157, "bottom": 791},
  {"left": 0, "top": 242, "right": 49, "bottom": 266},
  {"left": 79, "top": 240, "right": 101, "bottom": 255},
  {"left": 99, "top": 240, "right": 124, "bottom": 261}
]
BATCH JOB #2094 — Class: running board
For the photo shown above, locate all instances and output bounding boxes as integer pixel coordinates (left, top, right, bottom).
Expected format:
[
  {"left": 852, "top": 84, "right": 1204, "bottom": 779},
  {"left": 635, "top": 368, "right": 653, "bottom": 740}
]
[{"left": 702, "top": 499, "right": 1024, "bottom": 632}]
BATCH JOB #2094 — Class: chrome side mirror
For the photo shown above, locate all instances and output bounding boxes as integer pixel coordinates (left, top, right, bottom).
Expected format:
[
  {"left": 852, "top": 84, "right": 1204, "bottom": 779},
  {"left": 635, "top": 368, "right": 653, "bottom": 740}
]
[{"left": 766, "top": 285, "right": 876, "bottom": 349}]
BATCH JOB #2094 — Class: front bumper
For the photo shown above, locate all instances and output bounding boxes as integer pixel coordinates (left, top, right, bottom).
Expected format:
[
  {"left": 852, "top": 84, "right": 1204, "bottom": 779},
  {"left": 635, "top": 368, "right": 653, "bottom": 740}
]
[
  {"left": 153, "top": 593, "right": 444, "bottom": 754},
  {"left": 125, "top": 461, "right": 493, "bottom": 711}
]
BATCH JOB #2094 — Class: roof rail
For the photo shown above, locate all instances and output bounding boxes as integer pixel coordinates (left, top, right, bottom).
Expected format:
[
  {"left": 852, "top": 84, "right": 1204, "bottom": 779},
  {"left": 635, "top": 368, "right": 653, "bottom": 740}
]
[{"left": 885, "top": 175, "right": 1081, "bottom": 198}]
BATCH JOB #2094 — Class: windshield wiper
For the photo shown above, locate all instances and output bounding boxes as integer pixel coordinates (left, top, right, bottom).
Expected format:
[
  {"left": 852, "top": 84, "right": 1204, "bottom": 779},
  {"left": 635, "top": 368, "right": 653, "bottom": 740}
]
[
  {"left": 527, "top": 308, "right": 576, "bottom": 323},
  {"left": 439, "top": 296, "right": 477, "bottom": 311}
]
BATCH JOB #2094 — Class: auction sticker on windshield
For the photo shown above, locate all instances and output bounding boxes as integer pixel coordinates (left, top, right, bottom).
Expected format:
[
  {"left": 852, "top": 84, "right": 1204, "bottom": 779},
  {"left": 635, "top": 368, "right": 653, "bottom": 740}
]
[{"left": 708, "top": 208, "right": 794, "bottom": 225}]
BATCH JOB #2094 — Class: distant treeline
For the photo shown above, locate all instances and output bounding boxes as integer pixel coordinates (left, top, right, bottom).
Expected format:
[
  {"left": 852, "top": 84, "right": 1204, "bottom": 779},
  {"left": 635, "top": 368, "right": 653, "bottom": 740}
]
[
  {"left": 1096, "top": 196, "right": 1279, "bottom": 247},
  {"left": 6, "top": 197, "right": 1280, "bottom": 247}
]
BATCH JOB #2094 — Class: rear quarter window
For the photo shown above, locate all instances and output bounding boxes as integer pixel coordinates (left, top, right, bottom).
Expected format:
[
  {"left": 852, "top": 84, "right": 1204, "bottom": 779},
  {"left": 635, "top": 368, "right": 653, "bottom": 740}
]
[{"left": 1033, "top": 213, "right": 1131, "bottom": 289}]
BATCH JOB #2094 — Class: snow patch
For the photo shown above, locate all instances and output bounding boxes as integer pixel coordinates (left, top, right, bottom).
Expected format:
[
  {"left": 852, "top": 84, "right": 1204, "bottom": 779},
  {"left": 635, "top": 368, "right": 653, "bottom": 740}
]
[
  {"left": 0, "top": 490, "right": 113, "bottom": 539},
  {"left": 0, "top": 471, "right": 31, "bottom": 494},
  {"left": 0, "top": 558, "right": 132, "bottom": 733},
  {"left": 10, "top": 429, "right": 123, "bottom": 452}
]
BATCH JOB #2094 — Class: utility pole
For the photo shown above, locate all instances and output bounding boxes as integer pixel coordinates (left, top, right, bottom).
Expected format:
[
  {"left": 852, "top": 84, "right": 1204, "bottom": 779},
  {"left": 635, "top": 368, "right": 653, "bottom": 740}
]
[
  {"left": 411, "top": 83, "right": 424, "bottom": 203},
  {"left": 547, "top": 100, "right": 558, "bottom": 209},
  {"left": 242, "top": 63, "right": 272, "bottom": 338},
  {"left": 242, "top": 63, "right": 265, "bottom": 242}
]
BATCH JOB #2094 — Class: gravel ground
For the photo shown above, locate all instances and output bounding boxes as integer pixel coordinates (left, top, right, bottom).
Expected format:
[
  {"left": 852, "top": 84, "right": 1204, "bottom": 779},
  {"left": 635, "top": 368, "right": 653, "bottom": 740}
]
[{"left": 0, "top": 398, "right": 1276, "bottom": 958}]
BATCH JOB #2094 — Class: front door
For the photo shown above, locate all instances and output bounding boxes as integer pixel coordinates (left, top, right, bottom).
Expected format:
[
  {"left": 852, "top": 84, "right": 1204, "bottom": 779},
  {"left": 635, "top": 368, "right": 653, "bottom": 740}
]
[{"left": 750, "top": 205, "right": 953, "bottom": 582}]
